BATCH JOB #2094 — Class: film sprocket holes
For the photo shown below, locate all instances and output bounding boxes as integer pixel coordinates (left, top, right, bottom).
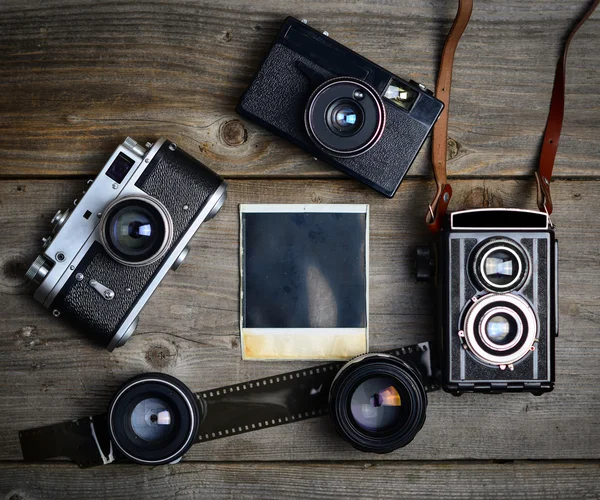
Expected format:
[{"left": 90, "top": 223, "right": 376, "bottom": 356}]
[
  {"left": 25, "top": 137, "right": 227, "bottom": 351},
  {"left": 417, "top": 209, "right": 558, "bottom": 395},
  {"left": 19, "top": 342, "right": 437, "bottom": 466},
  {"left": 237, "top": 17, "right": 444, "bottom": 198}
]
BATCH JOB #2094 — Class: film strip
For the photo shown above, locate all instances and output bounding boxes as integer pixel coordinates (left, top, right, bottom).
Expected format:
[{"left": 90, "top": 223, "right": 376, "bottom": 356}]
[{"left": 19, "top": 342, "right": 437, "bottom": 467}]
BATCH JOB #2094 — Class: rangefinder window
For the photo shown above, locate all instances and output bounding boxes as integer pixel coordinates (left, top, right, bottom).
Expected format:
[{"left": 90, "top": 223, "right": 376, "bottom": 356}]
[
  {"left": 106, "top": 152, "right": 135, "bottom": 183},
  {"left": 383, "top": 79, "right": 418, "bottom": 111}
]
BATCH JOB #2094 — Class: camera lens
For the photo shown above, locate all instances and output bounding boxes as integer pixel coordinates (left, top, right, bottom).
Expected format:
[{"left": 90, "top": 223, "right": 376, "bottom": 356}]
[
  {"left": 471, "top": 239, "right": 529, "bottom": 292},
  {"left": 305, "top": 77, "right": 385, "bottom": 157},
  {"left": 327, "top": 102, "right": 363, "bottom": 136},
  {"left": 349, "top": 377, "right": 405, "bottom": 433},
  {"left": 462, "top": 293, "right": 537, "bottom": 367},
  {"left": 109, "top": 373, "right": 199, "bottom": 465},
  {"left": 101, "top": 196, "right": 173, "bottom": 266},
  {"left": 484, "top": 313, "right": 519, "bottom": 346},
  {"left": 329, "top": 354, "right": 427, "bottom": 453}
]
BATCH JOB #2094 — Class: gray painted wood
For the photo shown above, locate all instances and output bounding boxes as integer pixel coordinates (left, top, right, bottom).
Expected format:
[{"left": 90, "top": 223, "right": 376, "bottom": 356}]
[
  {"left": 1, "top": 462, "right": 599, "bottom": 500},
  {"left": 0, "top": 1, "right": 598, "bottom": 178}
]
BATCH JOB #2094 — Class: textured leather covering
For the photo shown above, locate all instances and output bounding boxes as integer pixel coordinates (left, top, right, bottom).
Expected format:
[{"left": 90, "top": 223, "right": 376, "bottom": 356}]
[
  {"left": 51, "top": 141, "right": 224, "bottom": 347},
  {"left": 238, "top": 44, "right": 430, "bottom": 197}
]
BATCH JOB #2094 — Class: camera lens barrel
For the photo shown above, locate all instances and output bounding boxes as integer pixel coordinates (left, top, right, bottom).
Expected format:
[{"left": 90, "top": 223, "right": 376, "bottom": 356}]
[
  {"left": 108, "top": 373, "right": 199, "bottom": 465},
  {"left": 305, "top": 77, "right": 385, "bottom": 158},
  {"left": 329, "top": 353, "right": 427, "bottom": 454}
]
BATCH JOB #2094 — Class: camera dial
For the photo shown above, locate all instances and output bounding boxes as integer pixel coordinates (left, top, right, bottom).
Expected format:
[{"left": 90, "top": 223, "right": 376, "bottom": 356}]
[
  {"left": 100, "top": 195, "right": 173, "bottom": 267},
  {"left": 305, "top": 77, "right": 385, "bottom": 158},
  {"left": 329, "top": 353, "right": 427, "bottom": 453},
  {"left": 108, "top": 373, "right": 199, "bottom": 465},
  {"left": 51, "top": 209, "right": 71, "bottom": 234},
  {"left": 470, "top": 238, "right": 530, "bottom": 293},
  {"left": 460, "top": 293, "right": 538, "bottom": 369}
]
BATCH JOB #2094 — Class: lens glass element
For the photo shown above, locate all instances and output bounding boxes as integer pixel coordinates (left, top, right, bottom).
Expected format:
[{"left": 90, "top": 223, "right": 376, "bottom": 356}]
[
  {"left": 327, "top": 101, "right": 363, "bottom": 136},
  {"left": 483, "top": 249, "right": 520, "bottom": 288},
  {"left": 350, "top": 376, "right": 405, "bottom": 433},
  {"left": 484, "top": 313, "right": 519, "bottom": 345},
  {"left": 130, "top": 397, "right": 175, "bottom": 443},
  {"left": 103, "top": 197, "right": 171, "bottom": 265}
]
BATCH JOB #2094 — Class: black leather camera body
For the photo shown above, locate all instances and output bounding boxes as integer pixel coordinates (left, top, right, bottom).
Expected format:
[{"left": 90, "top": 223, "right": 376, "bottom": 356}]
[
  {"left": 237, "top": 17, "right": 443, "bottom": 198},
  {"left": 25, "top": 137, "right": 227, "bottom": 351},
  {"left": 417, "top": 208, "right": 558, "bottom": 395}
]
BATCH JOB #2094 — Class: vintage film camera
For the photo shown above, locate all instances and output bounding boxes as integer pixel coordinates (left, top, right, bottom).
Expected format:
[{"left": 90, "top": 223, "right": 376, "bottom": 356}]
[
  {"left": 237, "top": 17, "right": 444, "bottom": 198},
  {"left": 417, "top": 210, "right": 558, "bottom": 395},
  {"left": 412, "top": 0, "right": 588, "bottom": 395},
  {"left": 20, "top": 342, "right": 437, "bottom": 466},
  {"left": 25, "top": 137, "right": 227, "bottom": 351}
]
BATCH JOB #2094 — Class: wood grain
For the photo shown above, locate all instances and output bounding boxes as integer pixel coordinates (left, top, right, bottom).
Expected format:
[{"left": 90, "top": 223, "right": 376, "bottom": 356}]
[
  {"left": 1, "top": 462, "right": 599, "bottom": 500},
  {"left": 0, "top": 178, "right": 598, "bottom": 462},
  {"left": 0, "top": 0, "right": 598, "bottom": 179}
]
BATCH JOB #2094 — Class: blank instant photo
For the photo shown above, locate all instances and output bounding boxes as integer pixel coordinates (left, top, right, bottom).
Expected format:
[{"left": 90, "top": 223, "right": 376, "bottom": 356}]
[{"left": 240, "top": 204, "right": 369, "bottom": 361}]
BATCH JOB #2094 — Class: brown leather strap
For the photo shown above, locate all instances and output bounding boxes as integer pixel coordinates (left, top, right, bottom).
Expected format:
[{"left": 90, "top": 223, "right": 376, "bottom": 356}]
[
  {"left": 426, "top": 0, "right": 473, "bottom": 233},
  {"left": 536, "top": 0, "right": 599, "bottom": 214}
]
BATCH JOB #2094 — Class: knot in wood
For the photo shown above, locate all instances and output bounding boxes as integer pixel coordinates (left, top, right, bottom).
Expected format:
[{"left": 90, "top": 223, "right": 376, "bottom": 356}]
[
  {"left": 446, "top": 137, "right": 459, "bottom": 160},
  {"left": 462, "top": 187, "right": 503, "bottom": 209},
  {"left": 145, "top": 344, "right": 177, "bottom": 369},
  {"left": 220, "top": 119, "right": 248, "bottom": 147},
  {"left": 0, "top": 253, "right": 29, "bottom": 290}
]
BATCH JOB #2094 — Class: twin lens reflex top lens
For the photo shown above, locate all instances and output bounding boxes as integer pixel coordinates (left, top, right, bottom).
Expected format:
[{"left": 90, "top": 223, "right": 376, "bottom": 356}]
[{"left": 471, "top": 239, "right": 529, "bottom": 292}]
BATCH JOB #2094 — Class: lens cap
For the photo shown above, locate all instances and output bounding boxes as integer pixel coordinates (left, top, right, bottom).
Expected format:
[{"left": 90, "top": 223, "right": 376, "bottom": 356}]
[
  {"left": 329, "top": 354, "right": 427, "bottom": 453},
  {"left": 108, "top": 373, "right": 199, "bottom": 465}
]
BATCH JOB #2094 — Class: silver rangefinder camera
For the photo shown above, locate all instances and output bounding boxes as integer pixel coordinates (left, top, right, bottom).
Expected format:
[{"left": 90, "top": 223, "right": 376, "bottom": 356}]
[{"left": 25, "top": 137, "right": 227, "bottom": 350}]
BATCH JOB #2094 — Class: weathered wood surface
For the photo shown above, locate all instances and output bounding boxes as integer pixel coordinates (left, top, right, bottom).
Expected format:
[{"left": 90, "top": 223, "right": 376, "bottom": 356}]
[
  {"left": 1, "top": 462, "right": 599, "bottom": 500},
  {"left": 0, "top": 0, "right": 598, "bottom": 179},
  {"left": 1, "top": 0, "right": 599, "bottom": 498},
  {"left": 0, "top": 178, "right": 599, "bottom": 465}
]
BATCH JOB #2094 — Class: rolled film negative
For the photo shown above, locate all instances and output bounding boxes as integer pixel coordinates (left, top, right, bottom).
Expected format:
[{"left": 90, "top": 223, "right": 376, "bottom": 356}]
[{"left": 19, "top": 342, "right": 438, "bottom": 468}]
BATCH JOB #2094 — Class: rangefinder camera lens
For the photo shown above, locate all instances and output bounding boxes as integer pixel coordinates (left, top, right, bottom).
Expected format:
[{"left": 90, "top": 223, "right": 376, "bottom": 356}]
[
  {"left": 471, "top": 238, "right": 530, "bottom": 292},
  {"left": 306, "top": 78, "right": 385, "bottom": 158},
  {"left": 329, "top": 353, "right": 427, "bottom": 453},
  {"left": 109, "top": 373, "right": 199, "bottom": 465},
  {"left": 100, "top": 196, "right": 173, "bottom": 266}
]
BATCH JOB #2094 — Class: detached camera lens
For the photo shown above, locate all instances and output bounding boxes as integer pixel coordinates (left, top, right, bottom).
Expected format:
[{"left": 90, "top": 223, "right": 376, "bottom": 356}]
[
  {"left": 329, "top": 354, "right": 427, "bottom": 453},
  {"left": 471, "top": 239, "right": 529, "bottom": 292},
  {"left": 306, "top": 77, "right": 385, "bottom": 157},
  {"left": 109, "top": 373, "right": 199, "bottom": 465},
  {"left": 101, "top": 196, "right": 173, "bottom": 266}
]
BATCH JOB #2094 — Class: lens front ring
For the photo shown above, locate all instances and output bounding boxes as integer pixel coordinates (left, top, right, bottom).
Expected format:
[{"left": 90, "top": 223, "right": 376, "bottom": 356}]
[
  {"left": 462, "top": 293, "right": 537, "bottom": 367},
  {"left": 100, "top": 195, "right": 173, "bottom": 267},
  {"left": 305, "top": 77, "right": 386, "bottom": 158},
  {"left": 470, "top": 238, "right": 530, "bottom": 293},
  {"left": 329, "top": 353, "right": 427, "bottom": 454},
  {"left": 108, "top": 373, "right": 199, "bottom": 465}
]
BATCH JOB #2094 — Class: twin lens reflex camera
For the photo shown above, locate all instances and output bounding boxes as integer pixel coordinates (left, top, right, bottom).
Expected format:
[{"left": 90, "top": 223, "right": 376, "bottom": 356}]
[
  {"left": 417, "top": 209, "right": 558, "bottom": 395},
  {"left": 25, "top": 137, "right": 227, "bottom": 351},
  {"left": 237, "top": 17, "right": 444, "bottom": 198}
]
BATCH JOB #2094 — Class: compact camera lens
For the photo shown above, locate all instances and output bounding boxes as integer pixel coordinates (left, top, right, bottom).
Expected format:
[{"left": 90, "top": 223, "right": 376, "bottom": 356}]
[
  {"left": 306, "top": 77, "right": 385, "bottom": 157},
  {"left": 109, "top": 373, "right": 199, "bottom": 465},
  {"left": 327, "top": 102, "right": 363, "bottom": 136},
  {"left": 101, "top": 196, "right": 173, "bottom": 266},
  {"left": 329, "top": 354, "right": 427, "bottom": 453},
  {"left": 471, "top": 239, "right": 529, "bottom": 292}
]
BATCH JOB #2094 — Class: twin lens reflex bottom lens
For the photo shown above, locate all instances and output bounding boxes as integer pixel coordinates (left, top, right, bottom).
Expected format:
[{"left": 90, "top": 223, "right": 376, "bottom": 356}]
[{"left": 329, "top": 354, "right": 427, "bottom": 454}]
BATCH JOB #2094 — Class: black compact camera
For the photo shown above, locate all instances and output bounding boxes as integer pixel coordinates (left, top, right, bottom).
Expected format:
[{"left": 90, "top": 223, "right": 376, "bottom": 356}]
[
  {"left": 20, "top": 343, "right": 437, "bottom": 467},
  {"left": 417, "top": 209, "right": 558, "bottom": 395},
  {"left": 237, "top": 17, "right": 444, "bottom": 197},
  {"left": 25, "top": 137, "right": 227, "bottom": 350}
]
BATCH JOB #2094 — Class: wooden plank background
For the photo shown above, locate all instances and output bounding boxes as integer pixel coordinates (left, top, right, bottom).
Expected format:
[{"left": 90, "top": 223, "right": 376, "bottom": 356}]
[{"left": 0, "top": 1, "right": 599, "bottom": 499}]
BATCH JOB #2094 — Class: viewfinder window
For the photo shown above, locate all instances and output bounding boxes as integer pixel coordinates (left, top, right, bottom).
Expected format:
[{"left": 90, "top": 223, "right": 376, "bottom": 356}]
[
  {"left": 106, "top": 153, "right": 135, "bottom": 184},
  {"left": 383, "top": 79, "right": 418, "bottom": 111}
]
